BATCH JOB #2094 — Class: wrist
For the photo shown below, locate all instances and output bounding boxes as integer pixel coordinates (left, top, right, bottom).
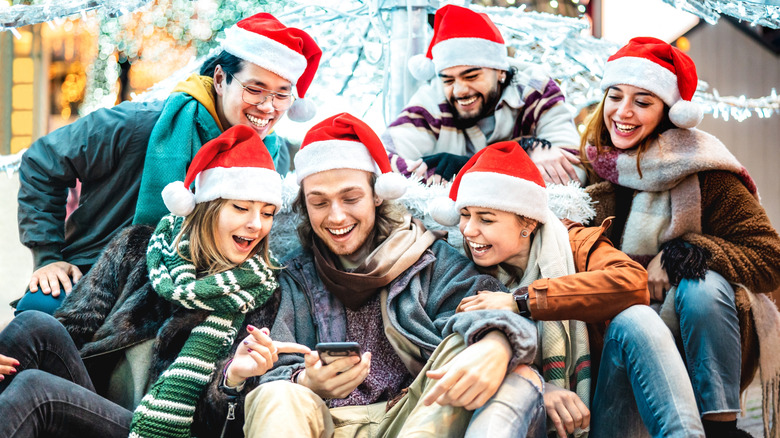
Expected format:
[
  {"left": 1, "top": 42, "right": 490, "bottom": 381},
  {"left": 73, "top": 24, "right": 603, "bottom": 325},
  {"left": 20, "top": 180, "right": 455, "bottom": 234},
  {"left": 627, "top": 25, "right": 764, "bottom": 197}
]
[
  {"left": 513, "top": 287, "right": 531, "bottom": 317},
  {"left": 223, "top": 360, "right": 246, "bottom": 388}
]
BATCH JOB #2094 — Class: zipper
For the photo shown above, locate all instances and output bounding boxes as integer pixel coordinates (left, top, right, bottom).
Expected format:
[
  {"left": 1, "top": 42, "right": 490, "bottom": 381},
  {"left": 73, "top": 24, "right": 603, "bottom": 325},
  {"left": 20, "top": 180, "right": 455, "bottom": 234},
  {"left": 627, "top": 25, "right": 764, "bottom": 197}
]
[{"left": 219, "top": 401, "right": 237, "bottom": 438}]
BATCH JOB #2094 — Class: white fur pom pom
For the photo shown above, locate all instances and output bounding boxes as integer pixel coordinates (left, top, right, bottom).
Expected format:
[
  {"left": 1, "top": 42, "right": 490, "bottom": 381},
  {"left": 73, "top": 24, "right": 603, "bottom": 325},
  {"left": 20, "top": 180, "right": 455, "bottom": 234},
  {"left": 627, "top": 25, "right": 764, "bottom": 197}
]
[
  {"left": 547, "top": 182, "right": 596, "bottom": 224},
  {"left": 669, "top": 100, "right": 703, "bottom": 129},
  {"left": 375, "top": 172, "right": 408, "bottom": 200},
  {"left": 408, "top": 54, "right": 435, "bottom": 81},
  {"left": 162, "top": 181, "right": 196, "bottom": 216},
  {"left": 429, "top": 197, "right": 459, "bottom": 226},
  {"left": 287, "top": 98, "right": 316, "bottom": 122}
]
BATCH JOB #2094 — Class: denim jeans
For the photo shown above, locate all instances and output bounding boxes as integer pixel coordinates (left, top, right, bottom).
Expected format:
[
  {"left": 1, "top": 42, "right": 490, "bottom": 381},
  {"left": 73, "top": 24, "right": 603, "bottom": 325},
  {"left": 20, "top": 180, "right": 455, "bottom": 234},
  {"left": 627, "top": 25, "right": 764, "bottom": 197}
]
[
  {"left": 466, "top": 371, "right": 546, "bottom": 438},
  {"left": 0, "top": 311, "right": 132, "bottom": 437},
  {"left": 591, "top": 305, "right": 704, "bottom": 438},
  {"left": 674, "top": 270, "right": 741, "bottom": 416}
]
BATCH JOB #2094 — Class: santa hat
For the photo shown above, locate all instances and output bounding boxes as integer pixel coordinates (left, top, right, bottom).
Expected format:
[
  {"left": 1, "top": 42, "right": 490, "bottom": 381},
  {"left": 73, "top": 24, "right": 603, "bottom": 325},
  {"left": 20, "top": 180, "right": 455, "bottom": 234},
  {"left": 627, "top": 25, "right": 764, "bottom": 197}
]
[
  {"left": 408, "top": 4, "right": 509, "bottom": 82},
  {"left": 601, "top": 36, "right": 703, "bottom": 129},
  {"left": 222, "top": 13, "right": 322, "bottom": 122},
  {"left": 294, "top": 112, "right": 407, "bottom": 200},
  {"left": 431, "top": 141, "right": 547, "bottom": 226},
  {"left": 162, "top": 124, "right": 282, "bottom": 216}
]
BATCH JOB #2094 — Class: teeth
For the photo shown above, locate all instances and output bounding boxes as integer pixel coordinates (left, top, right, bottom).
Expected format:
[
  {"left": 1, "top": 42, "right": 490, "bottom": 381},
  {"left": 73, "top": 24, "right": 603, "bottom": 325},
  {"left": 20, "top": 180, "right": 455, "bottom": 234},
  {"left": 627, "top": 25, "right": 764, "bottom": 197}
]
[
  {"left": 236, "top": 236, "right": 253, "bottom": 242},
  {"left": 615, "top": 122, "right": 638, "bottom": 133},
  {"left": 328, "top": 225, "right": 355, "bottom": 236},
  {"left": 458, "top": 96, "right": 478, "bottom": 106},
  {"left": 468, "top": 241, "right": 489, "bottom": 250},
  {"left": 247, "top": 114, "right": 270, "bottom": 127}
]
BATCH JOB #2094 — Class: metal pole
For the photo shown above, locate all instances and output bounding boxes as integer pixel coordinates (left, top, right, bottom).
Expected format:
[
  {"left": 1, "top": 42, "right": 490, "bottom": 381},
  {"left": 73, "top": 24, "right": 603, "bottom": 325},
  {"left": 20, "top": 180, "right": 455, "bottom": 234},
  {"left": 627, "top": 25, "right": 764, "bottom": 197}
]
[{"left": 382, "top": 0, "right": 438, "bottom": 122}]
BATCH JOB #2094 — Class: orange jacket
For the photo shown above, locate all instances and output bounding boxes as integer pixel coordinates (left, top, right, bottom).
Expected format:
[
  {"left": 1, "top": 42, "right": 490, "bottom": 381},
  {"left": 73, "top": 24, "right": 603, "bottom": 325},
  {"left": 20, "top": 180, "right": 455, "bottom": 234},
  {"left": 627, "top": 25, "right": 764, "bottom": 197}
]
[{"left": 527, "top": 218, "right": 649, "bottom": 323}]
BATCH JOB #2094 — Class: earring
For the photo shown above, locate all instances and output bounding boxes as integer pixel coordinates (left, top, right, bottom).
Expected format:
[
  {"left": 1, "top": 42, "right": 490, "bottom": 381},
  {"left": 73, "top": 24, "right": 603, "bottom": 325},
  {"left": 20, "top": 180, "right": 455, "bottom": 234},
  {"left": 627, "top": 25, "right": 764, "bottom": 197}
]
[{"left": 521, "top": 229, "right": 530, "bottom": 238}]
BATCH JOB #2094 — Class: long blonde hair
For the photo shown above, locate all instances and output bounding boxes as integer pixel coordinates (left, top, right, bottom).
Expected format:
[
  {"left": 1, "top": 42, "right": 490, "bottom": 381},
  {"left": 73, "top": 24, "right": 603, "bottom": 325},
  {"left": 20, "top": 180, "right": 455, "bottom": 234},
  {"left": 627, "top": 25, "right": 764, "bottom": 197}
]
[
  {"left": 175, "top": 199, "right": 276, "bottom": 275},
  {"left": 579, "top": 92, "right": 673, "bottom": 180}
]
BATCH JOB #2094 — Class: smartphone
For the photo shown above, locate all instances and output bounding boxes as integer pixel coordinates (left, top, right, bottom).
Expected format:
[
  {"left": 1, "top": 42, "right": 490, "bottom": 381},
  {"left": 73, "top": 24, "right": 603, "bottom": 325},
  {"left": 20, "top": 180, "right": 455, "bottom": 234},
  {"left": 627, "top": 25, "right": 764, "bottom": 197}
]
[{"left": 315, "top": 342, "right": 362, "bottom": 366}]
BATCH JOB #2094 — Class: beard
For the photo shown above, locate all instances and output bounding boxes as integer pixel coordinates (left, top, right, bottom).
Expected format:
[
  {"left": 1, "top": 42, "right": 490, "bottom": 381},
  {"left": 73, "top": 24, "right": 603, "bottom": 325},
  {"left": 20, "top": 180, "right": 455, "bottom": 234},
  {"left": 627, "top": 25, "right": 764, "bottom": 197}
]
[{"left": 450, "top": 84, "right": 503, "bottom": 130}]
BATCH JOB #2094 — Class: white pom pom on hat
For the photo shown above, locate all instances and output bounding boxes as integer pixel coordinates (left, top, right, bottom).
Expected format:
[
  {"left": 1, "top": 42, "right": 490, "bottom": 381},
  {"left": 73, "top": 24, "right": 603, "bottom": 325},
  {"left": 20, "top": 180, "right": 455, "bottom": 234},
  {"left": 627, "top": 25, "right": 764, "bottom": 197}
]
[
  {"left": 293, "top": 112, "right": 408, "bottom": 200},
  {"left": 408, "top": 54, "right": 435, "bottom": 82},
  {"left": 161, "top": 124, "right": 282, "bottom": 216},
  {"left": 287, "top": 98, "right": 316, "bottom": 122},
  {"left": 600, "top": 36, "right": 703, "bottom": 129},
  {"left": 430, "top": 197, "right": 460, "bottom": 227}
]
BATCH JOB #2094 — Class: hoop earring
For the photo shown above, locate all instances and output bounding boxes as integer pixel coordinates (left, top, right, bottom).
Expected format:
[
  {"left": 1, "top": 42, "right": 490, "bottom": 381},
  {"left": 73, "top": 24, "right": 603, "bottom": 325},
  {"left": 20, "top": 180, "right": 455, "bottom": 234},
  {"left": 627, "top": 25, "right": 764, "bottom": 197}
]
[{"left": 521, "top": 229, "right": 530, "bottom": 238}]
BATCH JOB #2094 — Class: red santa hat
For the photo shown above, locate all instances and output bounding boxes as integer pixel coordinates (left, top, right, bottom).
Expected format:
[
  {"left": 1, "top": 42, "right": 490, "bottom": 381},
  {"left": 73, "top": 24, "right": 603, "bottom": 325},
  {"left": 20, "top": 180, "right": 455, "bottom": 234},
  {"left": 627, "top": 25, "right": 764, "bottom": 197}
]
[
  {"left": 294, "top": 112, "right": 407, "bottom": 200},
  {"left": 601, "top": 36, "right": 703, "bottom": 129},
  {"left": 408, "top": 4, "right": 509, "bottom": 82},
  {"left": 162, "top": 124, "right": 282, "bottom": 216},
  {"left": 222, "top": 13, "right": 322, "bottom": 122},
  {"left": 431, "top": 141, "right": 547, "bottom": 226}
]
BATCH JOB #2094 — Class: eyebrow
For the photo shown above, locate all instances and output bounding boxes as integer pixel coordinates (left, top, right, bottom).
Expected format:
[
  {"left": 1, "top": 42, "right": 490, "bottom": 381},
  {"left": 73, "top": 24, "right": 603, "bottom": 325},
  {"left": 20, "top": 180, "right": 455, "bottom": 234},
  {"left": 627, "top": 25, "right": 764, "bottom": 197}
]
[
  {"left": 243, "top": 78, "right": 292, "bottom": 92},
  {"left": 608, "top": 86, "right": 656, "bottom": 98},
  {"left": 306, "top": 186, "right": 365, "bottom": 197},
  {"left": 438, "top": 67, "right": 483, "bottom": 79}
]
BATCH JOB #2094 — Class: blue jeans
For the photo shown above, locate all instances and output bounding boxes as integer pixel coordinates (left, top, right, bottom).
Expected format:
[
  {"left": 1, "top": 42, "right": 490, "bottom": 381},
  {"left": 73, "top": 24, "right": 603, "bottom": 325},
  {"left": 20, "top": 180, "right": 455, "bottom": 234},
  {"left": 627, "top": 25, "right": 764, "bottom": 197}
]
[
  {"left": 592, "top": 305, "right": 704, "bottom": 438},
  {"left": 674, "top": 270, "right": 741, "bottom": 416},
  {"left": 466, "top": 370, "right": 546, "bottom": 438},
  {"left": 0, "top": 311, "right": 131, "bottom": 437}
]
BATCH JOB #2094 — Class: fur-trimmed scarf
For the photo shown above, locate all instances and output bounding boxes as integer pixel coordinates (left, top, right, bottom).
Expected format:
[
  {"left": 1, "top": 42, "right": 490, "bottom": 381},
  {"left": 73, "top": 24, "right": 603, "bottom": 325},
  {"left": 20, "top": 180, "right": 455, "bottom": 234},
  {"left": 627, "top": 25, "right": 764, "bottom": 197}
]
[
  {"left": 129, "top": 214, "right": 277, "bottom": 438},
  {"left": 585, "top": 128, "right": 757, "bottom": 266}
]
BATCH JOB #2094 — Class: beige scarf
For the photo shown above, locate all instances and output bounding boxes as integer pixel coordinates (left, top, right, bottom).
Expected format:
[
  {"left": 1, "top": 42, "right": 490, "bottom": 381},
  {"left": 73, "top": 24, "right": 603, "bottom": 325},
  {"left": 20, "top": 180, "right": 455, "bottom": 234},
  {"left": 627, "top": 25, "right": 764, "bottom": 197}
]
[
  {"left": 313, "top": 215, "right": 442, "bottom": 310},
  {"left": 505, "top": 210, "right": 591, "bottom": 437}
]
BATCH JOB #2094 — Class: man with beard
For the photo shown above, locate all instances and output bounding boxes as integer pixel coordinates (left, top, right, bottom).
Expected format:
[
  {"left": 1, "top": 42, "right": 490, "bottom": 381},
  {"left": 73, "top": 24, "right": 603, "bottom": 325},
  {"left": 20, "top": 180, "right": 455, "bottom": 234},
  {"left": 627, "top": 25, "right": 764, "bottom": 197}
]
[
  {"left": 382, "top": 4, "right": 584, "bottom": 185},
  {"left": 242, "top": 113, "right": 544, "bottom": 437}
]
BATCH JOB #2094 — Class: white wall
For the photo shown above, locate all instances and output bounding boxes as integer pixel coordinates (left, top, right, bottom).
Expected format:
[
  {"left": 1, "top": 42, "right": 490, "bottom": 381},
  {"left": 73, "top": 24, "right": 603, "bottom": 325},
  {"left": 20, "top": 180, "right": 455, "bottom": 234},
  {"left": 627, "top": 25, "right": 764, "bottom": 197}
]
[{"left": 0, "top": 174, "right": 33, "bottom": 323}]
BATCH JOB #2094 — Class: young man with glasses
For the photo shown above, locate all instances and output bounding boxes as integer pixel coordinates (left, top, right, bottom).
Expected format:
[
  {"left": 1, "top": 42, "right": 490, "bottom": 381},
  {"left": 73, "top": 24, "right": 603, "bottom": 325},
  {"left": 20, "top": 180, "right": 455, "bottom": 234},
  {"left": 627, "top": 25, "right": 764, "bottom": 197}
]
[{"left": 15, "top": 12, "right": 321, "bottom": 314}]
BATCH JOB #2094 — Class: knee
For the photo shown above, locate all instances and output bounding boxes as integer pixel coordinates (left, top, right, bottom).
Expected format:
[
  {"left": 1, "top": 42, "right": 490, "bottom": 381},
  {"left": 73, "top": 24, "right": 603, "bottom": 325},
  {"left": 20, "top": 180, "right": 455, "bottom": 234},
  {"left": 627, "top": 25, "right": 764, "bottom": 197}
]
[
  {"left": 675, "top": 271, "right": 735, "bottom": 319},
  {"left": 245, "top": 380, "right": 320, "bottom": 415},
  {"left": 606, "top": 306, "right": 674, "bottom": 348},
  {"left": 14, "top": 291, "right": 65, "bottom": 316},
  {"left": 7, "top": 369, "right": 51, "bottom": 394},
  {"left": 10, "top": 310, "right": 68, "bottom": 340}
]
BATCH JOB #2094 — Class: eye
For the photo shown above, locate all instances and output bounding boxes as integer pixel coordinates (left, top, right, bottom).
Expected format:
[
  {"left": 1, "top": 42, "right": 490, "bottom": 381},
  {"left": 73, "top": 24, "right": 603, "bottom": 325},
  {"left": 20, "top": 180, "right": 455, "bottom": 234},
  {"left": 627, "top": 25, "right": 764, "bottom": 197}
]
[
  {"left": 441, "top": 79, "right": 454, "bottom": 86},
  {"left": 233, "top": 204, "right": 248, "bottom": 212},
  {"left": 344, "top": 197, "right": 361, "bottom": 204},
  {"left": 244, "top": 86, "right": 266, "bottom": 96},
  {"left": 607, "top": 94, "right": 621, "bottom": 101},
  {"left": 465, "top": 74, "right": 479, "bottom": 81},
  {"left": 635, "top": 100, "right": 651, "bottom": 107},
  {"left": 480, "top": 218, "right": 494, "bottom": 224},
  {"left": 262, "top": 212, "right": 275, "bottom": 218},
  {"left": 459, "top": 212, "right": 471, "bottom": 218}
]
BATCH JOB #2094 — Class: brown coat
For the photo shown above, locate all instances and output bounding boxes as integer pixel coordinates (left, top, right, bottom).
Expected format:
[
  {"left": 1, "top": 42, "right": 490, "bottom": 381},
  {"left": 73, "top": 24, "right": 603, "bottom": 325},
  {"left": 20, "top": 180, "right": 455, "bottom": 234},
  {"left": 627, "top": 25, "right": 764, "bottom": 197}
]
[{"left": 586, "top": 170, "right": 780, "bottom": 391}]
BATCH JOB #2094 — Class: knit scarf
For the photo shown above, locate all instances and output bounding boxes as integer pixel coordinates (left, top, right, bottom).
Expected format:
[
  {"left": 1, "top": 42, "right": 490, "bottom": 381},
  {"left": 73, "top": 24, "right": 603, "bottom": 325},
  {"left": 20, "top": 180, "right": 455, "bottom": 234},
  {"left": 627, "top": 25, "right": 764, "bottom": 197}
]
[
  {"left": 129, "top": 214, "right": 278, "bottom": 438},
  {"left": 585, "top": 128, "right": 757, "bottom": 265},
  {"left": 508, "top": 210, "right": 591, "bottom": 437},
  {"left": 133, "top": 75, "right": 223, "bottom": 225},
  {"left": 312, "top": 215, "right": 441, "bottom": 310}
]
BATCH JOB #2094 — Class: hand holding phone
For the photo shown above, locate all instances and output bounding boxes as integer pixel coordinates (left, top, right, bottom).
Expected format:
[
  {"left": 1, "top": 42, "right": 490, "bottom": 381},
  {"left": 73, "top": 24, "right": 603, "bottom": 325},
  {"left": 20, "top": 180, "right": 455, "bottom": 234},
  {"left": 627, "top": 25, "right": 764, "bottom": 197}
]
[{"left": 315, "top": 342, "right": 362, "bottom": 366}]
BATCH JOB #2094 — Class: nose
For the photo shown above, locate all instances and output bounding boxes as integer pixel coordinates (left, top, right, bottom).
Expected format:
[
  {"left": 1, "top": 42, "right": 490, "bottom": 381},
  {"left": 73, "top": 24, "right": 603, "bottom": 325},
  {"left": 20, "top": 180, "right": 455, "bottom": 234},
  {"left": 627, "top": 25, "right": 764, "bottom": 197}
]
[
  {"left": 328, "top": 202, "right": 347, "bottom": 224},
  {"left": 460, "top": 216, "right": 478, "bottom": 237},
  {"left": 616, "top": 99, "right": 633, "bottom": 118},
  {"left": 256, "top": 95, "right": 275, "bottom": 113},
  {"left": 453, "top": 79, "right": 469, "bottom": 98},
  {"left": 246, "top": 210, "right": 264, "bottom": 231}
]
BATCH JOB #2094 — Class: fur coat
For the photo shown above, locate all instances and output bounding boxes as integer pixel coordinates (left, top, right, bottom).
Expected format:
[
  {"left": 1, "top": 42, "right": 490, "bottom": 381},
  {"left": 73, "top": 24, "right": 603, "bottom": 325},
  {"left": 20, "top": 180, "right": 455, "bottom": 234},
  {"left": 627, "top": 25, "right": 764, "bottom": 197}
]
[{"left": 55, "top": 225, "right": 280, "bottom": 437}]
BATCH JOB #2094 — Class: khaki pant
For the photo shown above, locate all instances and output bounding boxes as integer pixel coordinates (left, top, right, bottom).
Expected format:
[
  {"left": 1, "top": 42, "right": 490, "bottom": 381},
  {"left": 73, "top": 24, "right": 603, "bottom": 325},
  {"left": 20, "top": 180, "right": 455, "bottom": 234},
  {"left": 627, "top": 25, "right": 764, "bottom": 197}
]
[{"left": 244, "top": 334, "right": 472, "bottom": 438}]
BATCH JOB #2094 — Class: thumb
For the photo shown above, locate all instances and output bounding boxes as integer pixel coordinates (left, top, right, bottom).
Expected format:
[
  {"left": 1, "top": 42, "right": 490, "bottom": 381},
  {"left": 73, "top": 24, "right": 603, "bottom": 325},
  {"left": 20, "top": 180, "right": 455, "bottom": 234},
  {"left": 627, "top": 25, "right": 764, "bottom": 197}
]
[{"left": 304, "top": 350, "right": 320, "bottom": 368}]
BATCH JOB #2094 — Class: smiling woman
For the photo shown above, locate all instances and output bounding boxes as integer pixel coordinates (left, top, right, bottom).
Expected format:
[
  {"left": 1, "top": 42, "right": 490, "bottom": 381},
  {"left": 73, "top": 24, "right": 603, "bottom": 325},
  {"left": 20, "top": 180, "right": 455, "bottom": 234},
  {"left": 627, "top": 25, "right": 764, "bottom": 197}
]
[{"left": 0, "top": 124, "right": 309, "bottom": 438}]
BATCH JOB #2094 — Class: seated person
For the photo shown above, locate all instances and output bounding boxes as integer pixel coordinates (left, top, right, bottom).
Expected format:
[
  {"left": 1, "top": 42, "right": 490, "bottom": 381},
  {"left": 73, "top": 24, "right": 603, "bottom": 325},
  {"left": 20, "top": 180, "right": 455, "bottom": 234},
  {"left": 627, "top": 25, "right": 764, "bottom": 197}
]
[
  {"left": 580, "top": 37, "right": 780, "bottom": 438},
  {"left": 382, "top": 4, "right": 583, "bottom": 185},
  {"left": 431, "top": 141, "right": 704, "bottom": 437},
  {"left": 15, "top": 12, "right": 321, "bottom": 314},
  {"left": 242, "top": 113, "right": 542, "bottom": 438},
  {"left": 0, "top": 125, "right": 304, "bottom": 437}
]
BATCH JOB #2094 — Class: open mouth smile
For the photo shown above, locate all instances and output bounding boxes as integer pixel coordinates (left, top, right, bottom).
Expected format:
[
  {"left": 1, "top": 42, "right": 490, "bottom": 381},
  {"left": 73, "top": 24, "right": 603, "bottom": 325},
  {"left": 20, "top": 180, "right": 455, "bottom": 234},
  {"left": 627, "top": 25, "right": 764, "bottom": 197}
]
[
  {"left": 247, "top": 114, "right": 270, "bottom": 128},
  {"left": 327, "top": 224, "right": 356, "bottom": 236}
]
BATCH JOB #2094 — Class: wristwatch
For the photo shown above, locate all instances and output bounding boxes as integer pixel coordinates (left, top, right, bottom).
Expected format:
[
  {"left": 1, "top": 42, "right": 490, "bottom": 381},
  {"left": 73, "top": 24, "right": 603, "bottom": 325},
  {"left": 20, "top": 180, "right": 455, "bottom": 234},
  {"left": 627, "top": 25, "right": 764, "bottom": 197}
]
[{"left": 513, "top": 287, "right": 531, "bottom": 318}]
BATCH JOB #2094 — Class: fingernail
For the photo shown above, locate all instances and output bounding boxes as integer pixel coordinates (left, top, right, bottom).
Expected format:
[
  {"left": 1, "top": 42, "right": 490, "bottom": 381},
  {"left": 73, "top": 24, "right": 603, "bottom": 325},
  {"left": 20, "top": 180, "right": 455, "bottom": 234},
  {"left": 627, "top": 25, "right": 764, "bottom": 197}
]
[
  {"left": 247, "top": 325, "right": 255, "bottom": 332},
  {"left": 247, "top": 348, "right": 253, "bottom": 353},
  {"left": 260, "top": 327, "right": 270, "bottom": 335},
  {"left": 12, "top": 361, "right": 20, "bottom": 367},
  {"left": 9, "top": 369, "right": 17, "bottom": 374},
  {"left": 243, "top": 340, "right": 249, "bottom": 345}
]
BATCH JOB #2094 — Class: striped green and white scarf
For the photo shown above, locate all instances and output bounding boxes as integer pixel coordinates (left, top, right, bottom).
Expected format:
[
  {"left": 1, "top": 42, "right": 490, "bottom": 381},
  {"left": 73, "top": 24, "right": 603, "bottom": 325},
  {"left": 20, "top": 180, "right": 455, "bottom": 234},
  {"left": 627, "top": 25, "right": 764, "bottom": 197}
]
[{"left": 129, "top": 214, "right": 278, "bottom": 438}]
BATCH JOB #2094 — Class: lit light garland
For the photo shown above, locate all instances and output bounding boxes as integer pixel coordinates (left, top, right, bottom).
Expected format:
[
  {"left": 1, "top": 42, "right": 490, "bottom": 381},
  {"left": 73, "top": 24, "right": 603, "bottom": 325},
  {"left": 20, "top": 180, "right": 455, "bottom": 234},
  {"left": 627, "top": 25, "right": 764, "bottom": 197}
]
[
  {"left": 2, "top": 0, "right": 778, "bottom": 171},
  {"left": 660, "top": 0, "right": 780, "bottom": 28}
]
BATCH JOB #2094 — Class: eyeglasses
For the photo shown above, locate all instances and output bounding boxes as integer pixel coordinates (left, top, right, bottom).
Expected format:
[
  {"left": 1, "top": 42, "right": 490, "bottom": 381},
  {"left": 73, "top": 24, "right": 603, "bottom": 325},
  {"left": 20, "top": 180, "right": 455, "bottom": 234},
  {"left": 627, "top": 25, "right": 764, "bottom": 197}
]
[{"left": 230, "top": 73, "right": 295, "bottom": 111}]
